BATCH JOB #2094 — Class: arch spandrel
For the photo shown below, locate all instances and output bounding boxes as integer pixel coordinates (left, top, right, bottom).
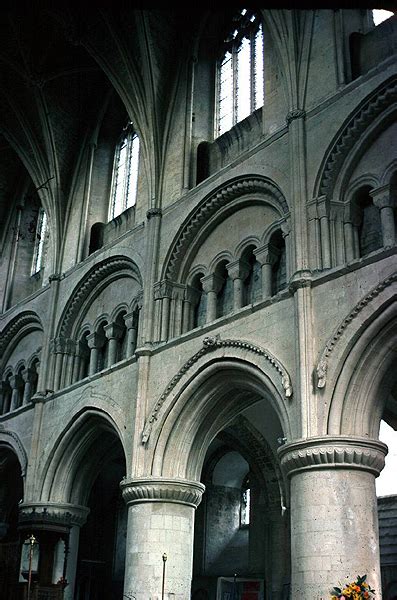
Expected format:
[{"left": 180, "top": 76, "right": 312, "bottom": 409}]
[
  {"left": 315, "top": 281, "right": 397, "bottom": 437},
  {"left": 140, "top": 337, "right": 293, "bottom": 482}
]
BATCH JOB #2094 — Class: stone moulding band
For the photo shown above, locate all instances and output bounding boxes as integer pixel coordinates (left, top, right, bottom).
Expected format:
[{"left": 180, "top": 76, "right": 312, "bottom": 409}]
[
  {"left": 278, "top": 436, "right": 387, "bottom": 478},
  {"left": 19, "top": 502, "right": 90, "bottom": 527},
  {"left": 120, "top": 477, "right": 205, "bottom": 508},
  {"left": 141, "top": 335, "right": 293, "bottom": 445}
]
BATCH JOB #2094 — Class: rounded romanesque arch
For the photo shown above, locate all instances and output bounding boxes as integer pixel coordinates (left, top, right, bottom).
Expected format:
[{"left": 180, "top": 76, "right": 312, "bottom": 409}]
[
  {"left": 139, "top": 336, "right": 293, "bottom": 482},
  {"left": 0, "top": 311, "right": 43, "bottom": 370},
  {"left": 38, "top": 407, "right": 126, "bottom": 506},
  {"left": 314, "top": 275, "right": 397, "bottom": 437},
  {"left": 57, "top": 255, "right": 142, "bottom": 340},
  {"left": 314, "top": 75, "right": 397, "bottom": 202},
  {"left": 162, "top": 175, "right": 289, "bottom": 284}
]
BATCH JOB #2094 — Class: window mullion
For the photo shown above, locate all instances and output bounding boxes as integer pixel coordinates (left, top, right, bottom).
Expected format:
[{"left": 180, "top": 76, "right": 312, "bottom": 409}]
[
  {"left": 250, "top": 30, "right": 255, "bottom": 114},
  {"left": 232, "top": 44, "right": 238, "bottom": 126}
]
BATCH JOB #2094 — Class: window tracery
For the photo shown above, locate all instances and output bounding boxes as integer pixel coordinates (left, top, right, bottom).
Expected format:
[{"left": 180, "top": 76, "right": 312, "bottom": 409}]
[
  {"left": 109, "top": 122, "right": 140, "bottom": 220},
  {"left": 216, "top": 9, "right": 264, "bottom": 137}
]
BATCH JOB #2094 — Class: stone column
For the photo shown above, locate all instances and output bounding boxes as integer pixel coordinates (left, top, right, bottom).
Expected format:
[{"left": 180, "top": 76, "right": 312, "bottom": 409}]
[
  {"left": 343, "top": 213, "right": 356, "bottom": 263},
  {"left": 21, "top": 368, "right": 37, "bottom": 405},
  {"left": 104, "top": 322, "right": 124, "bottom": 367},
  {"left": 9, "top": 374, "right": 23, "bottom": 411},
  {"left": 182, "top": 286, "right": 200, "bottom": 333},
  {"left": 201, "top": 274, "right": 223, "bottom": 323},
  {"left": 371, "top": 185, "right": 396, "bottom": 248},
  {"left": 255, "top": 244, "right": 277, "bottom": 299},
  {"left": 19, "top": 502, "right": 90, "bottom": 600},
  {"left": 124, "top": 312, "right": 138, "bottom": 357},
  {"left": 226, "top": 259, "right": 250, "bottom": 310},
  {"left": 120, "top": 477, "right": 205, "bottom": 600},
  {"left": 278, "top": 437, "right": 387, "bottom": 600},
  {"left": 87, "top": 332, "right": 103, "bottom": 376},
  {"left": 317, "top": 196, "right": 332, "bottom": 269}
]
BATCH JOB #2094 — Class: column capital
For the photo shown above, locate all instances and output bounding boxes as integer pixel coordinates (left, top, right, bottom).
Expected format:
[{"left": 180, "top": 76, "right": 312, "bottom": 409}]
[
  {"left": 19, "top": 502, "right": 90, "bottom": 531},
  {"left": 254, "top": 243, "right": 279, "bottom": 266},
  {"left": 103, "top": 322, "right": 124, "bottom": 341},
  {"left": 123, "top": 311, "right": 138, "bottom": 329},
  {"left": 86, "top": 331, "right": 104, "bottom": 349},
  {"left": 120, "top": 476, "right": 205, "bottom": 509},
  {"left": 9, "top": 374, "right": 23, "bottom": 390},
  {"left": 278, "top": 436, "right": 387, "bottom": 478},
  {"left": 154, "top": 279, "right": 174, "bottom": 300},
  {"left": 370, "top": 184, "right": 395, "bottom": 209},
  {"left": 21, "top": 368, "right": 37, "bottom": 384},
  {"left": 200, "top": 273, "right": 223, "bottom": 294},
  {"left": 226, "top": 258, "right": 250, "bottom": 281}
]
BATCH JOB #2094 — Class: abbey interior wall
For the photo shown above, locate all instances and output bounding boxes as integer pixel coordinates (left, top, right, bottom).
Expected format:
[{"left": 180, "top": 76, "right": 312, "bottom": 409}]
[{"left": 0, "top": 7, "right": 396, "bottom": 600}]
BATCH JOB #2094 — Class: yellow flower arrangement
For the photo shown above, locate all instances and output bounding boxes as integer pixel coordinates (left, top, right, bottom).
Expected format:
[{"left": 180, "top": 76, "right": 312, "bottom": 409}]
[{"left": 330, "top": 575, "right": 375, "bottom": 599}]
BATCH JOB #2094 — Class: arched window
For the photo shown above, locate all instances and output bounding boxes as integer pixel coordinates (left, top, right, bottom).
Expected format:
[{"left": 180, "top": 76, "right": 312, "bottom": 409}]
[
  {"left": 242, "top": 247, "right": 262, "bottom": 307},
  {"left": 191, "top": 274, "right": 207, "bottom": 329},
  {"left": 31, "top": 207, "right": 48, "bottom": 275},
  {"left": 353, "top": 187, "right": 383, "bottom": 257},
  {"left": 216, "top": 9, "right": 264, "bottom": 137},
  {"left": 270, "top": 230, "right": 287, "bottom": 295},
  {"left": 372, "top": 9, "right": 394, "bottom": 26},
  {"left": 240, "top": 474, "right": 251, "bottom": 527},
  {"left": 109, "top": 122, "right": 140, "bottom": 220},
  {"left": 216, "top": 262, "right": 233, "bottom": 318}
]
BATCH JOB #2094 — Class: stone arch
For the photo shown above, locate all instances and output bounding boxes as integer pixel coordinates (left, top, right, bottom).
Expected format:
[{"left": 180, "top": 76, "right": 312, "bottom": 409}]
[
  {"left": 57, "top": 255, "right": 142, "bottom": 339},
  {"left": 162, "top": 175, "right": 289, "bottom": 283},
  {"left": 315, "top": 276, "right": 397, "bottom": 436},
  {"left": 143, "top": 336, "right": 292, "bottom": 482},
  {"left": 0, "top": 429, "right": 28, "bottom": 479},
  {"left": 314, "top": 75, "right": 397, "bottom": 201},
  {"left": 0, "top": 311, "right": 43, "bottom": 370},
  {"left": 39, "top": 408, "right": 126, "bottom": 506}
]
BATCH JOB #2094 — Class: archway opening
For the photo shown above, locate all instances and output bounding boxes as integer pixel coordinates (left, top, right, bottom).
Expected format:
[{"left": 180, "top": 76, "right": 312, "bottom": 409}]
[
  {"left": 74, "top": 427, "right": 127, "bottom": 600},
  {"left": 190, "top": 396, "right": 290, "bottom": 600},
  {"left": 0, "top": 447, "right": 24, "bottom": 600}
]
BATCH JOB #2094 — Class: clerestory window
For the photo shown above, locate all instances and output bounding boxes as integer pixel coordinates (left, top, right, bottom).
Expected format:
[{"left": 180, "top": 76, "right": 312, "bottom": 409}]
[
  {"left": 216, "top": 9, "right": 264, "bottom": 138},
  {"left": 31, "top": 207, "right": 48, "bottom": 275},
  {"left": 240, "top": 475, "right": 251, "bottom": 527},
  {"left": 109, "top": 122, "right": 140, "bottom": 220},
  {"left": 372, "top": 9, "right": 394, "bottom": 26}
]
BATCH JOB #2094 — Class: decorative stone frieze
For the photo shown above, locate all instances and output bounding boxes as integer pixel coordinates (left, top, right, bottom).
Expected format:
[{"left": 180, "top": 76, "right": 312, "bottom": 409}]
[
  {"left": 141, "top": 335, "right": 293, "bottom": 444},
  {"left": 316, "top": 273, "right": 397, "bottom": 387},
  {"left": 19, "top": 502, "right": 90, "bottom": 529},
  {"left": 278, "top": 436, "right": 387, "bottom": 478},
  {"left": 120, "top": 477, "right": 205, "bottom": 508}
]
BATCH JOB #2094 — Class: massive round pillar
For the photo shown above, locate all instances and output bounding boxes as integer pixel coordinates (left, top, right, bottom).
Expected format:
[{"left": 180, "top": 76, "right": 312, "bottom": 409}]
[
  {"left": 120, "top": 477, "right": 205, "bottom": 600},
  {"left": 278, "top": 437, "right": 387, "bottom": 600}
]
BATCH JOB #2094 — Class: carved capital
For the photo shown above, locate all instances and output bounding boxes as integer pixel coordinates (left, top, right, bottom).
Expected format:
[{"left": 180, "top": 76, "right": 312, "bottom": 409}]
[
  {"left": 146, "top": 208, "right": 162, "bottom": 220},
  {"left": 120, "top": 477, "right": 205, "bottom": 508},
  {"left": 288, "top": 270, "right": 313, "bottom": 293},
  {"left": 154, "top": 280, "right": 174, "bottom": 300},
  {"left": 19, "top": 502, "right": 90, "bottom": 531},
  {"left": 185, "top": 285, "right": 201, "bottom": 305},
  {"left": 103, "top": 322, "right": 124, "bottom": 341},
  {"left": 201, "top": 273, "right": 224, "bottom": 294},
  {"left": 86, "top": 331, "right": 104, "bottom": 350},
  {"left": 286, "top": 108, "right": 306, "bottom": 125},
  {"left": 124, "top": 311, "right": 138, "bottom": 330},
  {"left": 21, "top": 368, "right": 37, "bottom": 384},
  {"left": 254, "top": 243, "right": 279, "bottom": 266},
  {"left": 9, "top": 374, "right": 23, "bottom": 390},
  {"left": 226, "top": 259, "right": 250, "bottom": 281},
  {"left": 371, "top": 184, "right": 395, "bottom": 210},
  {"left": 278, "top": 436, "right": 387, "bottom": 478}
]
